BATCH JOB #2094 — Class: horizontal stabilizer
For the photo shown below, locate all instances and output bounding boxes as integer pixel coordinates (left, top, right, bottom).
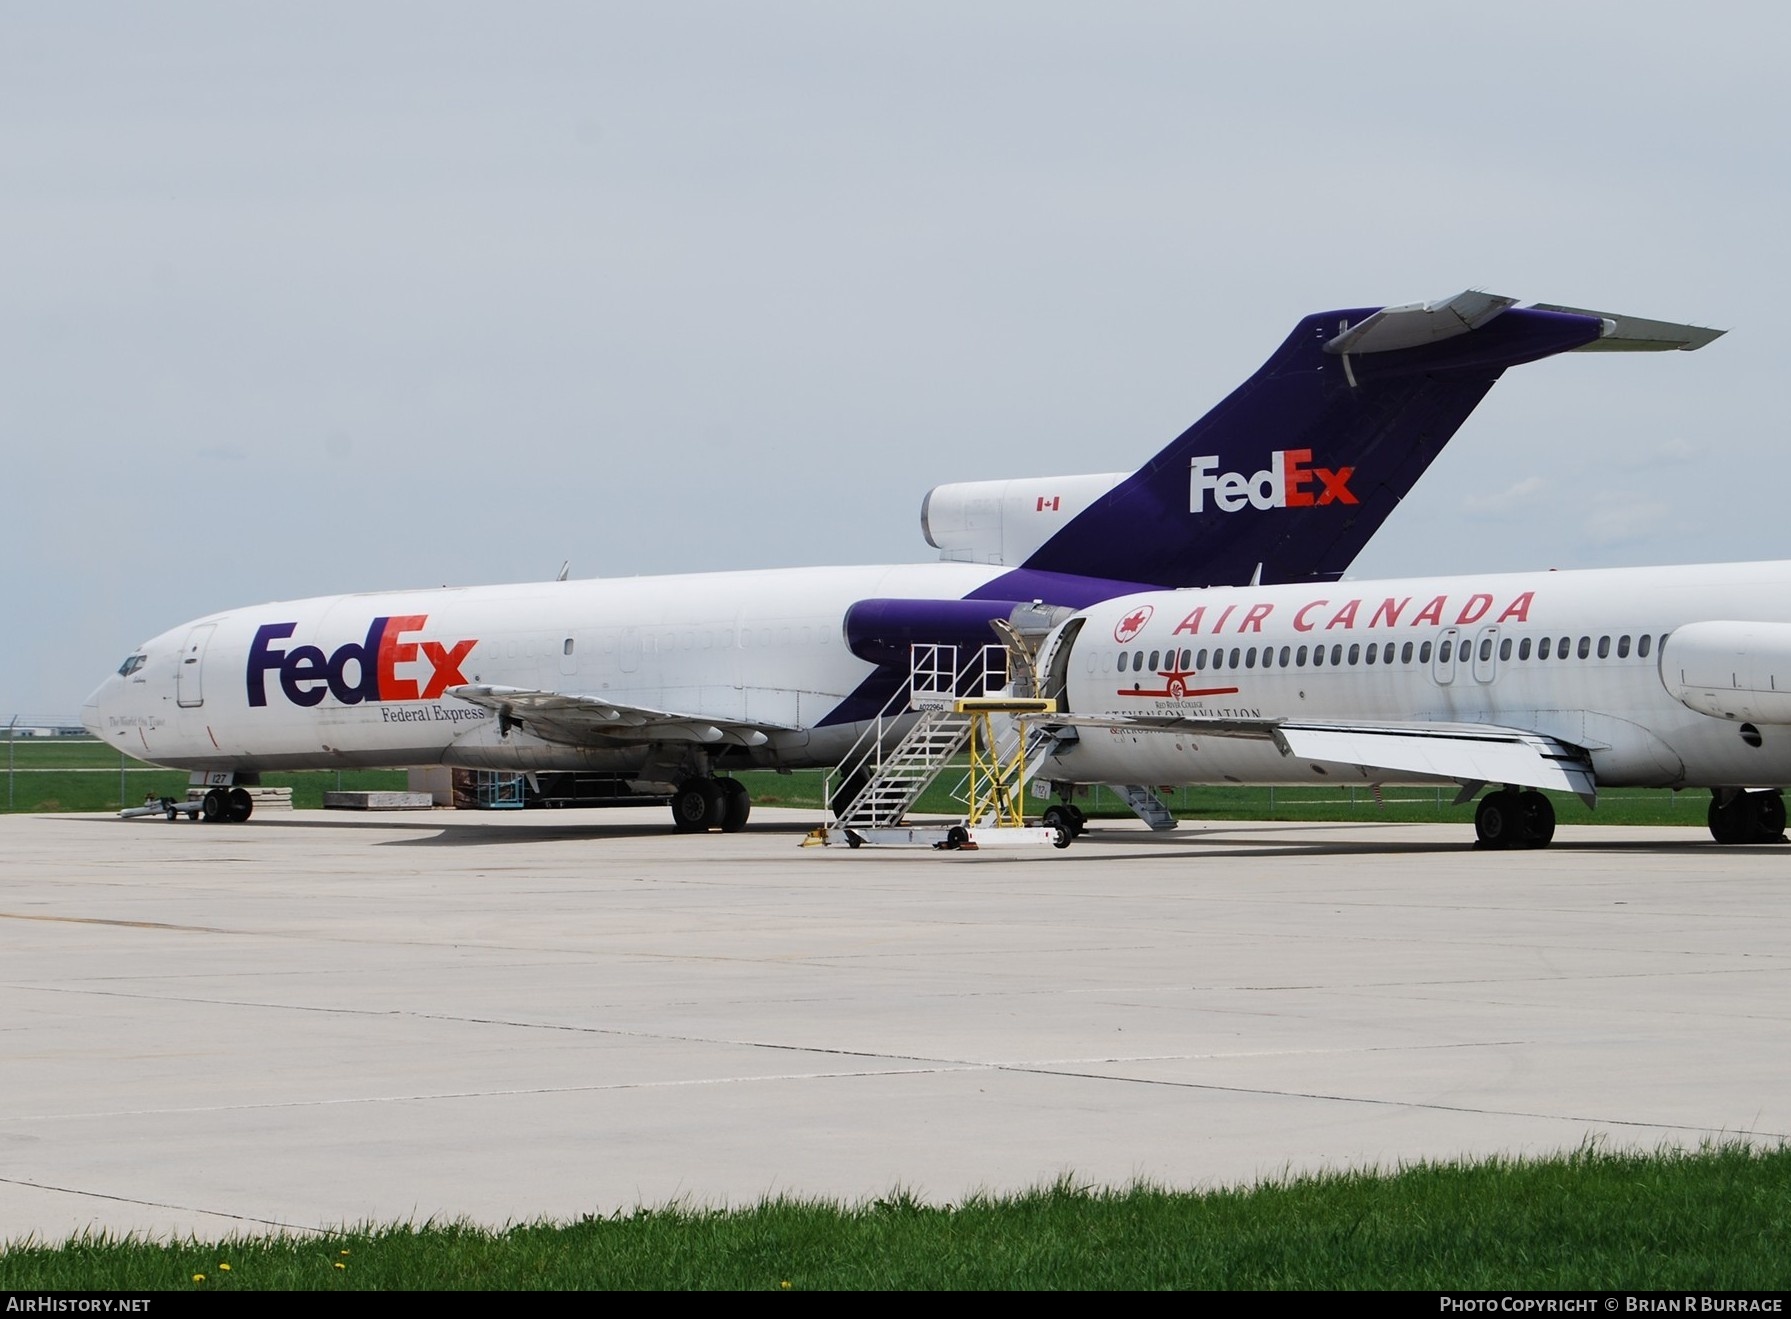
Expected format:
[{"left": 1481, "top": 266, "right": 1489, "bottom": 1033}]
[
  {"left": 1323, "top": 290, "right": 1518, "bottom": 356},
  {"left": 1531, "top": 303, "right": 1726, "bottom": 352}
]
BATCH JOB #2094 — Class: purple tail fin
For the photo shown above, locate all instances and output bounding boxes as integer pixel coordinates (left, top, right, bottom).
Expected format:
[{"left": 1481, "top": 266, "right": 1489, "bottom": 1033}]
[{"left": 1007, "top": 294, "right": 1615, "bottom": 591}]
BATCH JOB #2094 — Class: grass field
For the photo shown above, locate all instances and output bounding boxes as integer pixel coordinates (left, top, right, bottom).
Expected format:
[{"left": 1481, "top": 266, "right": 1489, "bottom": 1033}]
[
  {"left": 1, "top": 1144, "right": 1784, "bottom": 1290},
  {"left": 0, "top": 737, "right": 408, "bottom": 813},
  {"left": 2, "top": 736, "right": 1718, "bottom": 827}
]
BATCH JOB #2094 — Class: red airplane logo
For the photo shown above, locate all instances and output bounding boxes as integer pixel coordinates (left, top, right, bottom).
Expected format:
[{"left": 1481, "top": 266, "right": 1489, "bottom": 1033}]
[{"left": 1118, "top": 657, "right": 1240, "bottom": 701}]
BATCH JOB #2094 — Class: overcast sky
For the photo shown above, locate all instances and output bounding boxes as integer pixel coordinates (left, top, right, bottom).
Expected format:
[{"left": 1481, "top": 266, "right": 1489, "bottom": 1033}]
[{"left": 4, "top": 3, "right": 1783, "bottom": 718}]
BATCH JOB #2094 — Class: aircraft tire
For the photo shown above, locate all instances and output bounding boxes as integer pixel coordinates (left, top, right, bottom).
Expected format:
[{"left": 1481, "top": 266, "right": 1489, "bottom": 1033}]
[
  {"left": 1042, "top": 805, "right": 1075, "bottom": 836},
  {"left": 227, "top": 788, "right": 254, "bottom": 823},
  {"left": 1752, "top": 790, "right": 1787, "bottom": 842},
  {"left": 698, "top": 778, "right": 727, "bottom": 829},
  {"left": 1516, "top": 791, "right": 1555, "bottom": 848},
  {"left": 201, "top": 788, "right": 227, "bottom": 823},
  {"left": 1708, "top": 794, "right": 1752, "bottom": 844},
  {"left": 829, "top": 771, "right": 868, "bottom": 822},
  {"left": 718, "top": 778, "right": 750, "bottom": 833},
  {"left": 671, "top": 782, "right": 715, "bottom": 833},
  {"left": 1067, "top": 804, "right": 1088, "bottom": 836},
  {"left": 1474, "top": 790, "right": 1517, "bottom": 850}
]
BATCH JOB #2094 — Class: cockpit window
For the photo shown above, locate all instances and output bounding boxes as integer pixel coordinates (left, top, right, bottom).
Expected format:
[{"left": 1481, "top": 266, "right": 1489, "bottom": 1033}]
[{"left": 117, "top": 654, "right": 147, "bottom": 677}]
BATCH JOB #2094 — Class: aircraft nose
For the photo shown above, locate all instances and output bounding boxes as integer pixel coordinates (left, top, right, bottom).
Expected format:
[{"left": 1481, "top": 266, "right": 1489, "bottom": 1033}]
[{"left": 82, "top": 675, "right": 118, "bottom": 738}]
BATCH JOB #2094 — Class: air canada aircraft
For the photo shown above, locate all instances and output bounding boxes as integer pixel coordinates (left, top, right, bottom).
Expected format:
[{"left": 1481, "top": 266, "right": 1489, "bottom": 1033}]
[
  {"left": 82, "top": 292, "right": 1718, "bottom": 831},
  {"left": 1029, "top": 561, "right": 1791, "bottom": 848}
]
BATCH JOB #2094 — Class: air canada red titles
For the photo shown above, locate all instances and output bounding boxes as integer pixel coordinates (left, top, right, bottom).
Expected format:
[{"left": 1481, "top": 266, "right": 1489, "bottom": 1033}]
[{"left": 1160, "top": 590, "right": 1536, "bottom": 638}]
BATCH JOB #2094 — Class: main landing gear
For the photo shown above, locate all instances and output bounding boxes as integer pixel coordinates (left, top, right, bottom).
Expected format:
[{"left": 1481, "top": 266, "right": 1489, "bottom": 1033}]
[
  {"left": 670, "top": 777, "right": 751, "bottom": 834},
  {"left": 1473, "top": 788, "right": 1555, "bottom": 850},
  {"left": 1707, "top": 789, "right": 1787, "bottom": 845},
  {"left": 199, "top": 787, "right": 254, "bottom": 823},
  {"left": 1041, "top": 802, "right": 1088, "bottom": 839}
]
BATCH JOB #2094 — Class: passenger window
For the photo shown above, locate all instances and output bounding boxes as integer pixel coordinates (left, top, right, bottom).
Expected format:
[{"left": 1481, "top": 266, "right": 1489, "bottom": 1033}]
[
  {"left": 1197, "top": 648, "right": 1209, "bottom": 668},
  {"left": 1420, "top": 640, "right": 1433, "bottom": 663},
  {"left": 1617, "top": 635, "right": 1631, "bottom": 658},
  {"left": 1480, "top": 637, "right": 1493, "bottom": 662},
  {"left": 1330, "top": 644, "right": 1343, "bottom": 666},
  {"left": 1519, "top": 637, "right": 1532, "bottom": 660},
  {"left": 1179, "top": 649, "right": 1192, "bottom": 669},
  {"left": 1597, "top": 636, "right": 1611, "bottom": 659},
  {"left": 1638, "top": 635, "right": 1652, "bottom": 659},
  {"left": 1347, "top": 644, "right": 1360, "bottom": 665},
  {"left": 1499, "top": 638, "right": 1512, "bottom": 661},
  {"left": 1440, "top": 639, "right": 1453, "bottom": 663},
  {"left": 1230, "top": 648, "right": 1241, "bottom": 668},
  {"left": 1297, "top": 645, "right": 1309, "bottom": 665},
  {"left": 1118, "top": 651, "right": 1129, "bottom": 672},
  {"left": 1539, "top": 637, "right": 1551, "bottom": 660},
  {"left": 1401, "top": 641, "right": 1414, "bottom": 664},
  {"left": 1279, "top": 645, "right": 1290, "bottom": 667},
  {"left": 1578, "top": 636, "right": 1592, "bottom": 660},
  {"left": 1312, "top": 645, "right": 1325, "bottom": 667},
  {"left": 1147, "top": 651, "right": 1159, "bottom": 671}
]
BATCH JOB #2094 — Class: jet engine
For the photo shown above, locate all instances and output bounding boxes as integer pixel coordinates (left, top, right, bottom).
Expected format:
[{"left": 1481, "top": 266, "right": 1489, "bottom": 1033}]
[
  {"left": 1661, "top": 621, "right": 1791, "bottom": 724},
  {"left": 921, "top": 472, "right": 1128, "bottom": 566}
]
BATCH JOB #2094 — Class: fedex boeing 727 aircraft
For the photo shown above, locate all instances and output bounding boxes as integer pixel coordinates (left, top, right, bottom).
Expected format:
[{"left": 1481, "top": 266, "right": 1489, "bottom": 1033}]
[
  {"left": 1030, "top": 561, "right": 1791, "bottom": 849},
  {"left": 82, "top": 292, "right": 1717, "bottom": 831}
]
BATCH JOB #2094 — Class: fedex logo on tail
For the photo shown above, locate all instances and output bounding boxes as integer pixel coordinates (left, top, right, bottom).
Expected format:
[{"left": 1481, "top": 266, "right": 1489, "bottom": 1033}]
[
  {"left": 1190, "top": 449, "right": 1357, "bottom": 513},
  {"left": 247, "top": 616, "right": 476, "bottom": 708}
]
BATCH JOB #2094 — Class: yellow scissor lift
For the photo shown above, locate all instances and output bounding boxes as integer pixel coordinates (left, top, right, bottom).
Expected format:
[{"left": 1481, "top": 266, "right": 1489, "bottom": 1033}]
[
  {"left": 816, "top": 643, "right": 1072, "bottom": 851},
  {"left": 941, "top": 693, "right": 1068, "bottom": 850}
]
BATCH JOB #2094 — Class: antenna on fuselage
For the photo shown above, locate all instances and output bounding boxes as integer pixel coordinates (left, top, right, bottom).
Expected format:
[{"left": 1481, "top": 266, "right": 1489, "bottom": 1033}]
[{"left": 556, "top": 560, "right": 570, "bottom": 582}]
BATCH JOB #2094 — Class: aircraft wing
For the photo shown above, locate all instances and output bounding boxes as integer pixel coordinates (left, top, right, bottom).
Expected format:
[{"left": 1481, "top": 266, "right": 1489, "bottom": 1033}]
[
  {"left": 447, "top": 685, "right": 799, "bottom": 748},
  {"left": 1047, "top": 713, "right": 1596, "bottom": 802}
]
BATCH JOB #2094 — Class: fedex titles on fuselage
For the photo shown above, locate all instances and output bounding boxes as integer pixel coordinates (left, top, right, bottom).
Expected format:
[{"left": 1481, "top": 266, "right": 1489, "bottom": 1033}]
[{"left": 246, "top": 615, "right": 480, "bottom": 711}]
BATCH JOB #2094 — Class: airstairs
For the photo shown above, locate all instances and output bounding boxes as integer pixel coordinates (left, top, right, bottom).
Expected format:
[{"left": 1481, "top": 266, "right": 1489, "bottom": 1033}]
[
  {"left": 814, "top": 643, "right": 1069, "bottom": 851},
  {"left": 1117, "top": 783, "right": 1179, "bottom": 831}
]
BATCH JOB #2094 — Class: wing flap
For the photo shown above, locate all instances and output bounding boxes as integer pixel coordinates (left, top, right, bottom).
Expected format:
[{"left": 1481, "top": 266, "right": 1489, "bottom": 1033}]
[
  {"left": 1274, "top": 724, "right": 1596, "bottom": 801},
  {"left": 1043, "top": 711, "right": 1596, "bottom": 802},
  {"left": 447, "top": 684, "right": 797, "bottom": 748}
]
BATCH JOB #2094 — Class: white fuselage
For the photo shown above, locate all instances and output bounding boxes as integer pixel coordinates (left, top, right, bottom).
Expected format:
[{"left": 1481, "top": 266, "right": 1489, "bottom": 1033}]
[
  {"left": 84, "top": 563, "right": 1001, "bottom": 774},
  {"left": 1044, "top": 561, "right": 1791, "bottom": 793}
]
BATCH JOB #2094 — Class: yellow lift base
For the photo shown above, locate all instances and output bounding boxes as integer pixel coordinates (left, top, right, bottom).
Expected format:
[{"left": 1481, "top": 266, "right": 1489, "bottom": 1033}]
[{"left": 810, "top": 697, "right": 1071, "bottom": 852}]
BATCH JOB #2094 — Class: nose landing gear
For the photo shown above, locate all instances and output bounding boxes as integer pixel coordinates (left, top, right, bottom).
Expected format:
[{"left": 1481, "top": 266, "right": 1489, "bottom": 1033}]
[{"left": 200, "top": 787, "right": 255, "bottom": 823}]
